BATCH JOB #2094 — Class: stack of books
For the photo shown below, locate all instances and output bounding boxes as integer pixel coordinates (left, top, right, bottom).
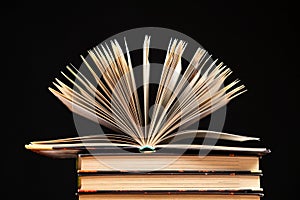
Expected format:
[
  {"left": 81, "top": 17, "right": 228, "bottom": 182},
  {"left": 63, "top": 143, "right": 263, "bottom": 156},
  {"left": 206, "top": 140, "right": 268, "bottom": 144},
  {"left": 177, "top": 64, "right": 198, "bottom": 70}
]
[
  {"left": 25, "top": 35, "right": 271, "bottom": 199},
  {"left": 75, "top": 147, "right": 269, "bottom": 200}
]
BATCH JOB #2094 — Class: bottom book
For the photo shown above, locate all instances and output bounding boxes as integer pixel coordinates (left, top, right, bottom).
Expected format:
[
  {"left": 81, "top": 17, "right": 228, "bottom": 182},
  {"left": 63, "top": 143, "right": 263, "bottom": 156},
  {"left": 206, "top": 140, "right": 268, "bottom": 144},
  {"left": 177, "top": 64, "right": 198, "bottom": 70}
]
[{"left": 77, "top": 191, "right": 263, "bottom": 200}]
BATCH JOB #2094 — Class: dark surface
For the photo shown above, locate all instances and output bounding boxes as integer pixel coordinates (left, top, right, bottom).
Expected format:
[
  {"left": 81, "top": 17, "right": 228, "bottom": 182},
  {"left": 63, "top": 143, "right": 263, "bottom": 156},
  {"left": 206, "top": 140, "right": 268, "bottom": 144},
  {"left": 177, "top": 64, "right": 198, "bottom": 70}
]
[{"left": 3, "top": 1, "right": 292, "bottom": 200}]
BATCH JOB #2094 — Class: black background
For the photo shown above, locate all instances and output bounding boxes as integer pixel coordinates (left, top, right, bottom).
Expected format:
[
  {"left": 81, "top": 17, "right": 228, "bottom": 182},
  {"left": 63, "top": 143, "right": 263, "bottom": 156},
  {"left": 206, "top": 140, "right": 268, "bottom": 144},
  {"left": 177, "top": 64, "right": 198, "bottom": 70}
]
[{"left": 4, "top": 1, "right": 292, "bottom": 200}]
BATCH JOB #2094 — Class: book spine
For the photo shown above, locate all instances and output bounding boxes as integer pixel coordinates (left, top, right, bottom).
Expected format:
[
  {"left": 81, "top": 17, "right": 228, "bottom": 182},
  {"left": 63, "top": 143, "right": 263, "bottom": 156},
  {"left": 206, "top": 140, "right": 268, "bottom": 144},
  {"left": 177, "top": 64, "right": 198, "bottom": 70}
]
[
  {"left": 77, "top": 155, "right": 82, "bottom": 171},
  {"left": 77, "top": 155, "right": 82, "bottom": 190}
]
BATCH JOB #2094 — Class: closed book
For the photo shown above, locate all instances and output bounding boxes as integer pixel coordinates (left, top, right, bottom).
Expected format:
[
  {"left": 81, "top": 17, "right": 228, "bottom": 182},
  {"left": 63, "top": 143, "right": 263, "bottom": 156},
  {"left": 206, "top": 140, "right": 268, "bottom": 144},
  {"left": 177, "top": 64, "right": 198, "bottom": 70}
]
[
  {"left": 77, "top": 153, "right": 262, "bottom": 172},
  {"left": 77, "top": 190, "right": 263, "bottom": 200},
  {"left": 77, "top": 171, "right": 262, "bottom": 191}
]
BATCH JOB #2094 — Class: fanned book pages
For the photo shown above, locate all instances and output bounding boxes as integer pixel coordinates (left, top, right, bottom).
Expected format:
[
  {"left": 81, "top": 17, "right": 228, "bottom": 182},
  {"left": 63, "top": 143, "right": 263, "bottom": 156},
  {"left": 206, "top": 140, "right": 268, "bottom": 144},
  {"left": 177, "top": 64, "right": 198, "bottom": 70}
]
[{"left": 25, "top": 35, "right": 267, "bottom": 155}]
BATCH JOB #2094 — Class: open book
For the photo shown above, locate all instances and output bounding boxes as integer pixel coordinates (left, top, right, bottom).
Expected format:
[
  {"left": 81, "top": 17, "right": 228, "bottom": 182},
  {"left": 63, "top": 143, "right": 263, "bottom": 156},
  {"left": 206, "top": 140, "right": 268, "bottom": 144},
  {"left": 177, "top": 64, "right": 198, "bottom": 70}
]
[{"left": 25, "top": 35, "right": 264, "bottom": 155}]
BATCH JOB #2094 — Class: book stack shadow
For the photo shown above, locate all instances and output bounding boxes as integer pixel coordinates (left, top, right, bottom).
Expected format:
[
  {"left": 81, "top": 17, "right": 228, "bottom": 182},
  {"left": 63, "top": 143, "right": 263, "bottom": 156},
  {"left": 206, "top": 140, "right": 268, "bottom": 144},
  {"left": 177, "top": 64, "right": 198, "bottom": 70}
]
[{"left": 76, "top": 149, "right": 269, "bottom": 200}]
